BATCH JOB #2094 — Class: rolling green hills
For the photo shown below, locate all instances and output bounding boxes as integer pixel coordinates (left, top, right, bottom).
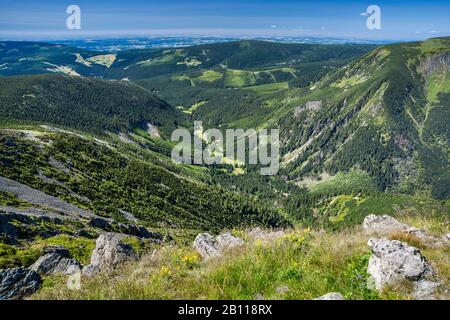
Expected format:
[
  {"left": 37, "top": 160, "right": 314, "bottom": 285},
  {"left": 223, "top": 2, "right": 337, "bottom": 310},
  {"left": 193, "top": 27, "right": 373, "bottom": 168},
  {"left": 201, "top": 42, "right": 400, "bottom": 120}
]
[
  {"left": 0, "top": 40, "right": 376, "bottom": 80},
  {"left": 105, "top": 40, "right": 376, "bottom": 80}
]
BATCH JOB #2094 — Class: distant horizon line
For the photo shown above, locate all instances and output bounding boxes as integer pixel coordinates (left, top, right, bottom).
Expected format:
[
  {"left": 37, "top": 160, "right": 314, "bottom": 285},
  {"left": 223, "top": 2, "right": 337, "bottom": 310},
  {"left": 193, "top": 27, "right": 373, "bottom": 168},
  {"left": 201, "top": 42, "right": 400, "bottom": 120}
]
[
  {"left": 1, "top": 27, "right": 448, "bottom": 43},
  {"left": 2, "top": 34, "right": 446, "bottom": 44}
]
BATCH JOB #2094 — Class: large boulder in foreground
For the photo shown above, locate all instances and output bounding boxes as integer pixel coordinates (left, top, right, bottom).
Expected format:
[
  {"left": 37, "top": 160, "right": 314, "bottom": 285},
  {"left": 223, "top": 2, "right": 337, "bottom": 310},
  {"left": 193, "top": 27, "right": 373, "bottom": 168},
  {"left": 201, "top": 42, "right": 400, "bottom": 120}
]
[
  {"left": 314, "top": 292, "right": 345, "bottom": 300},
  {"left": 194, "top": 233, "right": 243, "bottom": 259},
  {"left": 0, "top": 267, "right": 41, "bottom": 300},
  {"left": 367, "top": 238, "right": 441, "bottom": 299},
  {"left": 83, "top": 233, "right": 138, "bottom": 276},
  {"left": 363, "top": 214, "right": 442, "bottom": 247}
]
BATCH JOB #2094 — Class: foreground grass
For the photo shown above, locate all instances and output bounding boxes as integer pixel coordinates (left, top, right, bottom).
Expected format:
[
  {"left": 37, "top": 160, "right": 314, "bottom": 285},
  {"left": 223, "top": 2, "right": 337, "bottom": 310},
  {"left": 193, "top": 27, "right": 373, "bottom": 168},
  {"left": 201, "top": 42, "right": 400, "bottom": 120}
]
[
  {"left": 32, "top": 228, "right": 375, "bottom": 300},
  {"left": 27, "top": 215, "right": 450, "bottom": 300}
]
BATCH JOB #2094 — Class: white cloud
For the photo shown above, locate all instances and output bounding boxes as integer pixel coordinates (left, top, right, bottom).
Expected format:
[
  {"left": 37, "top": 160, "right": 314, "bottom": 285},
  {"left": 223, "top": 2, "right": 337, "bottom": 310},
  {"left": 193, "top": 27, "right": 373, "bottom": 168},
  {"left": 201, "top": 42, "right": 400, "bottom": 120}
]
[
  {"left": 270, "top": 25, "right": 278, "bottom": 28},
  {"left": 360, "top": 12, "right": 368, "bottom": 16},
  {"left": 429, "top": 30, "right": 439, "bottom": 34}
]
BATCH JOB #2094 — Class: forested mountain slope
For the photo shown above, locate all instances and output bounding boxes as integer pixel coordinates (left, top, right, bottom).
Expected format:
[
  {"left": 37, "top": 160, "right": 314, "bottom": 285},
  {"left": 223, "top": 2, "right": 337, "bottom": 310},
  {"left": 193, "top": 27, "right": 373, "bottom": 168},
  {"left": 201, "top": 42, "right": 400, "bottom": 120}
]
[
  {"left": 0, "top": 74, "right": 182, "bottom": 136},
  {"left": 273, "top": 37, "right": 450, "bottom": 199},
  {"left": 0, "top": 126, "right": 289, "bottom": 243}
]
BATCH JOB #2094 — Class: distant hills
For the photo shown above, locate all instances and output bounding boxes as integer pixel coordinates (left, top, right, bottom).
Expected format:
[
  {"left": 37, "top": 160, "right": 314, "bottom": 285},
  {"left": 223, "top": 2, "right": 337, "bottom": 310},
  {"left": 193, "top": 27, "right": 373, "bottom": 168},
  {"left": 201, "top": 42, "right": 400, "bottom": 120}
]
[
  {"left": 0, "top": 40, "right": 377, "bottom": 80},
  {"left": 5, "top": 36, "right": 391, "bottom": 52}
]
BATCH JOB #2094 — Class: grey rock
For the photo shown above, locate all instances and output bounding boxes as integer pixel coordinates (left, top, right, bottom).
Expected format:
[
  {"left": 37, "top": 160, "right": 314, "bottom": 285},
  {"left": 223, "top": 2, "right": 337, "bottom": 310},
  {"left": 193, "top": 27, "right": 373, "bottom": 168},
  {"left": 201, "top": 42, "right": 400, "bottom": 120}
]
[
  {"left": 89, "top": 217, "right": 113, "bottom": 231},
  {"left": 4, "top": 139, "right": 16, "bottom": 147},
  {"left": 137, "top": 227, "right": 163, "bottom": 241},
  {"left": 293, "top": 101, "right": 322, "bottom": 117},
  {"left": 48, "top": 157, "right": 71, "bottom": 173},
  {"left": 413, "top": 280, "right": 441, "bottom": 300},
  {"left": 314, "top": 292, "right": 345, "bottom": 300},
  {"left": 82, "top": 264, "right": 100, "bottom": 277},
  {"left": 31, "top": 253, "right": 81, "bottom": 275},
  {"left": 193, "top": 233, "right": 244, "bottom": 259},
  {"left": 305, "top": 100, "right": 322, "bottom": 111},
  {"left": 42, "top": 245, "right": 70, "bottom": 257},
  {"left": 367, "top": 238, "right": 440, "bottom": 298},
  {"left": 275, "top": 285, "right": 290, "bottom": 294},
  {"left": 0, "top": 176, "right": 94, "bottom": 219},
  {"left": 363, "top": 214, "right": 440, "bottom": 247},
  {"left": 420, "top": 52, "right": 450, "bottom": 79},
  {"left": 193, "top": 233, "right": 221, "bottom": 259},
  {"left": 89, "top": 218, "right": 163, "bottom": 241},
  {"left": 118, "top": 223, "right": 163, "bottom": 241},
  {"left": 0, "top": 214, "right": 19, "bottom": 239},
  {"left": 363, "top": 214, "right": 410, "bottom": 236},
  {"left": 73, "top": 229, "right": 96, "bottom": 239},
  {"left": 0, "top": 267, "right": 41, "bottom": 300},
  {"left": 118, "top": 210, "right": 138, "bottom": 223},
  {"left": 85, "top": 233, "right": 138, "bottom": 273},
  {"left": 216, "top": 233, "right": 244, "bottom": 251},
  {"left": 248, "top": 227, "right": 285, "bottom": 242}
]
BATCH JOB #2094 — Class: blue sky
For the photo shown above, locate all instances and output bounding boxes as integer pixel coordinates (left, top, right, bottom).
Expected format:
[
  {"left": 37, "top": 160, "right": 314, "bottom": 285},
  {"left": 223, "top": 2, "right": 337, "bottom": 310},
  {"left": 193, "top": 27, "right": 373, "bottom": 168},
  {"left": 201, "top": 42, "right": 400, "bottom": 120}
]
[{"left": 0, "top": 0, "right": 449, "bottom": 40}]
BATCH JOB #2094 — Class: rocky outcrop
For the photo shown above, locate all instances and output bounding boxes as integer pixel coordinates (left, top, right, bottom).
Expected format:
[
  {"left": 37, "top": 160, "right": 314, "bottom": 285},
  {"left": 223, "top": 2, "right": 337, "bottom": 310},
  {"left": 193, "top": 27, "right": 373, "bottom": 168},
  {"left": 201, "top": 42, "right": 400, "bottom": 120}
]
[
  {"left": 293, "top": 101, "right": 322, "bottom": 117},
  {"left": 121, "top": 224, "right": 162, "bottom": 241},
  {"left": 314, "top": 292, "right": 345, "bottom": 300},
  {"left": 363, "top": 214, "right": 410, "bottom": 236},
  {"left": 367, "top": 238, "right": 441, "bottom": 299},
  {"left": 89, "top": 217, "right": 113, "bottom": 230},
  {"left": 73, "top": 229, "right": 96, "bottom": 239},
  {"left": 0, "top": 176, "right": 94, "bottom": 219},
  {"left": 0, "top": 213, "right": 19, "bottom": 242},
  {"left": 146, "top": 123, "right": 161, "bottom": 138},
  {"left": 194, "top": 233, "right": 243, "bottom": 259},
  {"left": 83, "top": 233, "right": 138, "bottom": 276},
  {"left": 0, "top": 267, "right": 41, "bottom": 300},
  {"left": 42, "top": 245, "right": 71, "bottom": 256},
  {"left": 248, "top": 227, "right": 285, "bottom": 242},
  {"left": 193, "top": 234, "right": 220, "bottom": 258},
  {"left": 30, "top": 246, "right": 81, "bottom": 276},
  {"left": 420, "top": 52, "right": 450, "bottom": 79},
  {"left": 413, "top": 280, "right": 441, "bottom": 300},
  {"left": 363, "top": 214, "right": 442, "bottom": 247},
  {"left": 216, "top": 233, "right": 244, "bottom": 251},
  {"left": 89, "top": 217, "right": 163, "bottom": 241}
]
